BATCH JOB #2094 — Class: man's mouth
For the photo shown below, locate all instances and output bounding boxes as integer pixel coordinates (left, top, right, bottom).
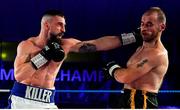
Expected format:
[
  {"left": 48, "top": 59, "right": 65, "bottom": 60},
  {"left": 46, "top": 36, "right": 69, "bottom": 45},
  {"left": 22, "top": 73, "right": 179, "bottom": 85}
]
[
  {"left": 57, "top": 33, "right": 64, "bottom": 37},
  {"left": 141, "top": 30, "right": 148, "bottom": 36}
]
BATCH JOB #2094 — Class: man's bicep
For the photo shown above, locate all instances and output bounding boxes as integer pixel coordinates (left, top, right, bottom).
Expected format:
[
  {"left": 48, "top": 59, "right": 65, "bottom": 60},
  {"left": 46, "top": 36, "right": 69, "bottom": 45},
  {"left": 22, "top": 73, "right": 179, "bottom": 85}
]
[
  {"left": 14, "top": 50, "right": 31, "bottom": 67},
  {"left": 14, "top": 42, "right": 32, "bottom": 66},
  {"left": 129, "top": 58, "right": 153, "bottom": 76},
  {"left": 94, "top": 36, "right": 121, "bottom": 51},
  {"left": 70, "top": 36, "right": 121, "bottom": 53},
  {"left": 69, "top": 38, "right": 98, "bottom": 53},
  {"left": 113, "top": 58, "right": 152, "bottom": 83}
]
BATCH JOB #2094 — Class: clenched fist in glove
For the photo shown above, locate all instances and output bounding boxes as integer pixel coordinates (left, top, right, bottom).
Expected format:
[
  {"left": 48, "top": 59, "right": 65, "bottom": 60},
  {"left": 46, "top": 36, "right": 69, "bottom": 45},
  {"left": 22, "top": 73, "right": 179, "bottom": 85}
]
[
  {"left": 31, "top": 36, "right": 65, "bottom": 69},
  {"left": 103, "top": 61, "right": 121, "bottom": 79}
]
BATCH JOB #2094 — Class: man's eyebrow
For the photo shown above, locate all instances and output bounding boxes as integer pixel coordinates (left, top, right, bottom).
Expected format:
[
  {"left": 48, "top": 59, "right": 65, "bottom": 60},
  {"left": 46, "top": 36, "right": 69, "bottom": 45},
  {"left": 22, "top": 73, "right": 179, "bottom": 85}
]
[
  {"left": 146, "top": 21, "right": 153, "bottom": 24},
  {"left": 58, "top": 22, "right": 66, "bottom": 25}
]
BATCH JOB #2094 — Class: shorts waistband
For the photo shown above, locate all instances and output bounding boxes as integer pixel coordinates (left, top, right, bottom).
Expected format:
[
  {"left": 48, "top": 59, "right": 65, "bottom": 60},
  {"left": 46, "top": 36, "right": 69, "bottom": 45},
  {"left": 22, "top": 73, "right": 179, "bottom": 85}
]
[
  {"left": 123, "top": 88, "right": 157, "bottom": 97},
  {"left": 11, "top": 81, "right": 55, "bottom": 103}
]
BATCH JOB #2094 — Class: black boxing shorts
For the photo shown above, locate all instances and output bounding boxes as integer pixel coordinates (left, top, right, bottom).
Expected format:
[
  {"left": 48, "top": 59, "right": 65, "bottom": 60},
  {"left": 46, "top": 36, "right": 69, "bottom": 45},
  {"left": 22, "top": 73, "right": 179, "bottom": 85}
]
[{"left": 117, "top": 88, "right": 158, "bottom": 109}]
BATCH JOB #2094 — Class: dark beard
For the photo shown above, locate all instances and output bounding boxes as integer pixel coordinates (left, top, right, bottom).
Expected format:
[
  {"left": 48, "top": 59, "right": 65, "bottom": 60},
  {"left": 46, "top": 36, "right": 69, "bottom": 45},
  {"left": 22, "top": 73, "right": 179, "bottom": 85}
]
[
  {"left": 50, "top": 32, "right": 64, "bottom": 39},
  {"left": 49, "top": 33, "right": 64, "bottom": 44},
  {"left": 56, "top": 32, "right": 64, "bottom": 38}
]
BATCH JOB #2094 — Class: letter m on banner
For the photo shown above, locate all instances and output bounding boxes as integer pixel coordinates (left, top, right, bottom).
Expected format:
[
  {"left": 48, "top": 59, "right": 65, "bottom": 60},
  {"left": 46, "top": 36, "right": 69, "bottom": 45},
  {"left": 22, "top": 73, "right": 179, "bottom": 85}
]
[{"left": 0, "top": 68, "right": 14, "bottom": 80}]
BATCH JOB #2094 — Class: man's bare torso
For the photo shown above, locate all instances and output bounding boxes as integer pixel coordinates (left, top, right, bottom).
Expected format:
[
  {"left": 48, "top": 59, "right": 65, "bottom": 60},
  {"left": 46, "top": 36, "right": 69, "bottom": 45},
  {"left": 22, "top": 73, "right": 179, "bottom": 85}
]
[
  {"left": 14, "top": 37, "right": 80, "bottom": 89},
  {"left": 124, "top": 43, "right": 168, "bottom": 93}
]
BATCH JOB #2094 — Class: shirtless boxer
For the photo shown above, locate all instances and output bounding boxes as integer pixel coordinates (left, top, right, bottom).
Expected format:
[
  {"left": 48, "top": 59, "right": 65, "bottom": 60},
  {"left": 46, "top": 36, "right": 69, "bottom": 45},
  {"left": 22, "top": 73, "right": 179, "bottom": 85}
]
[
  {"left": 8, "top": 9, "right": 142, "bottom": 109},
  {"left": 7, "top": 10, "right": 81, "bottom": 108},
  {"left": 71, "top": 7, "right": 169, "bottom": 108}
]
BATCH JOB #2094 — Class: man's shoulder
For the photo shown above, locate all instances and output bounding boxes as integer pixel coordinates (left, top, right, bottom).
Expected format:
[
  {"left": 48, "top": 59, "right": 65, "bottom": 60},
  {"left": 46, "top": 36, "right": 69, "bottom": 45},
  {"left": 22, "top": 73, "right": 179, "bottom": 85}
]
[
  {"left": 18, "top": 37, "right": 35, "bottom": 49},
  {"left": 145, "top": 50, "right": 163, "bottom": 60},
  {"left": 151, "top": 47, "right": 167, "bottom": 57},
  {"left": 26, "top": 36, "right": 38, "bottom": 44},
  {"left": 146, "top": 48, "right": 168, "bottom": 66},
  {"left": 61, "top": 38, "right": 81, "bottom": 45}
]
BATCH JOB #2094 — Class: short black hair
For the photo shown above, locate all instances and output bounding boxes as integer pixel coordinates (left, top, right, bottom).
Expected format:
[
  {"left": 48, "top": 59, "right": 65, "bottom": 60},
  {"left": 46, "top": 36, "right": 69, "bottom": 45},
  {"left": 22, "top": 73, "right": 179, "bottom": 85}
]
[{"left": 43, "top": 9, "right": 65, "bottom": 17}]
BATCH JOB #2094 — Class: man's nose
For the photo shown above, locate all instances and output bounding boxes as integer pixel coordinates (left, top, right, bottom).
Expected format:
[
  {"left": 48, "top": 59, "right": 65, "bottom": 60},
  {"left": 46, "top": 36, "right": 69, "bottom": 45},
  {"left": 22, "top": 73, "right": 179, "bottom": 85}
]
[
  {"left": 140, "top": 25, "right": 147, "bottom": 31},
  {"left": 61, "top": 26, "right": 66, "bottom": 33}
]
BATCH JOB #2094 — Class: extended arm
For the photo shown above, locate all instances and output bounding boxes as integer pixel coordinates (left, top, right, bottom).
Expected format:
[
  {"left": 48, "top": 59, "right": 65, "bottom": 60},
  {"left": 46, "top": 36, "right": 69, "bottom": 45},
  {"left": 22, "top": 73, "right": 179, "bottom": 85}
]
[
  {"left": 73, "top": 36, "right": 122, "bottom": 52},
  {"left": 70, "top": 30, "right": 141, "bottom": 53}
]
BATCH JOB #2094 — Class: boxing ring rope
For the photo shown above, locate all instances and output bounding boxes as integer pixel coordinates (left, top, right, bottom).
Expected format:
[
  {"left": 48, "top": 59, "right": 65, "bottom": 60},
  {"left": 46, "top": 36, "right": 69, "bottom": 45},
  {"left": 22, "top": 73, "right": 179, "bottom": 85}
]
[
  {"left": 1, "top": 89, "right": 180, "bottom": 93},
  {"left": 0, "top": 89, "right": 10, "bottom": 92}
]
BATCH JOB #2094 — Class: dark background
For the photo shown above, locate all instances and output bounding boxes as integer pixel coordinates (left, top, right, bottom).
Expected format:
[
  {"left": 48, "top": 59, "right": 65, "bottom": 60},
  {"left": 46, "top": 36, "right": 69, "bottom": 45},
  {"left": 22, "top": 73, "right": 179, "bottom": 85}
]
[{"left": 0, "top": 0, "right": 180, "bottom": 108}]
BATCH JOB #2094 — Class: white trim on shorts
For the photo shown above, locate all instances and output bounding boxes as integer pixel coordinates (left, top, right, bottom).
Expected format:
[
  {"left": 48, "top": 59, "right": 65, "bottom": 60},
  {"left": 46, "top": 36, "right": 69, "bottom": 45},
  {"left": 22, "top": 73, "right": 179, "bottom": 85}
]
[{"left": 10, "top": 95, "right": 58, "bottom": 109}]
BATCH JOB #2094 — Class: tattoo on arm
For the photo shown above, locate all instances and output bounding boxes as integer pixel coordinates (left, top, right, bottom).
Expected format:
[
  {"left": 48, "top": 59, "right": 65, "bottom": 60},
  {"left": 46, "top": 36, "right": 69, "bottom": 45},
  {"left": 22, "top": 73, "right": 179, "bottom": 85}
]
[
  {"left": 136, "top": 59, "right": 148, "bottom": 68},
  {"left": 24, "top": 55, "right": 31, "bottom": 63},
  {"left": 79, "top": 43, "right": 97, "bottom": 53}
]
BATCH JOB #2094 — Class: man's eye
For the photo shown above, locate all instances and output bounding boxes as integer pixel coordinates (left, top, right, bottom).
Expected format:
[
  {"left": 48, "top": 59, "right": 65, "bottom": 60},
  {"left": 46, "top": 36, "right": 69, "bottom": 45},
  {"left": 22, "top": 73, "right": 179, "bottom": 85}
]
[{"left": 146, "top": 23, "right": 153, "bottom": 27}]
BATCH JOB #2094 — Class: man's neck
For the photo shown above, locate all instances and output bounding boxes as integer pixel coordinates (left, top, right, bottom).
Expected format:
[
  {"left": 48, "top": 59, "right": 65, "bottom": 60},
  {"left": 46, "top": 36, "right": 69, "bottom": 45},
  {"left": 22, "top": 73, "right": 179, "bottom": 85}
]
[
  {"left": 34, "top": 35, "right": 47, "bottom": 48},
  {"left": 142, "top": 38, "right": 160, "bottom": 48}
]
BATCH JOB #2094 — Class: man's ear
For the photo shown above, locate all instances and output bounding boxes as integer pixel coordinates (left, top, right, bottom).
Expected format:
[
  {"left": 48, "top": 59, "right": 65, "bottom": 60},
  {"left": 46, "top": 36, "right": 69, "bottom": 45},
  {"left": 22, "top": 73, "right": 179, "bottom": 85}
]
[
  {"left": 44, "top": 21, "right": 50, "bottom": 31},
  {"left": 160, "top": 23, "right": 166, "bottom": 31}
]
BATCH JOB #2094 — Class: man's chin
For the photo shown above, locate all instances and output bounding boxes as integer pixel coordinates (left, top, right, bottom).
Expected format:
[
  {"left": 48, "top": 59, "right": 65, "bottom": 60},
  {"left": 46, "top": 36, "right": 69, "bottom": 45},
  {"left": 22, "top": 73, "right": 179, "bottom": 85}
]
[{"left": 143, "top": 38, "right": 154, "bottom": 42}]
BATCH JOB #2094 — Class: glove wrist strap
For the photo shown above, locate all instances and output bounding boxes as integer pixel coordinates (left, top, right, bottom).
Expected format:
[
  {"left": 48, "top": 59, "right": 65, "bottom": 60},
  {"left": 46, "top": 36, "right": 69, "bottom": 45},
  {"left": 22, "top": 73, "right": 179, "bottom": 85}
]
[
  {"left": 30, "top": 53, "right": 48, "bottom": 69},
  {"left": 120, "top": 33, "right": 136, "bottom": 45},
  {"left": 109, "top": 64, "right": 121, "bottom": 77}
]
